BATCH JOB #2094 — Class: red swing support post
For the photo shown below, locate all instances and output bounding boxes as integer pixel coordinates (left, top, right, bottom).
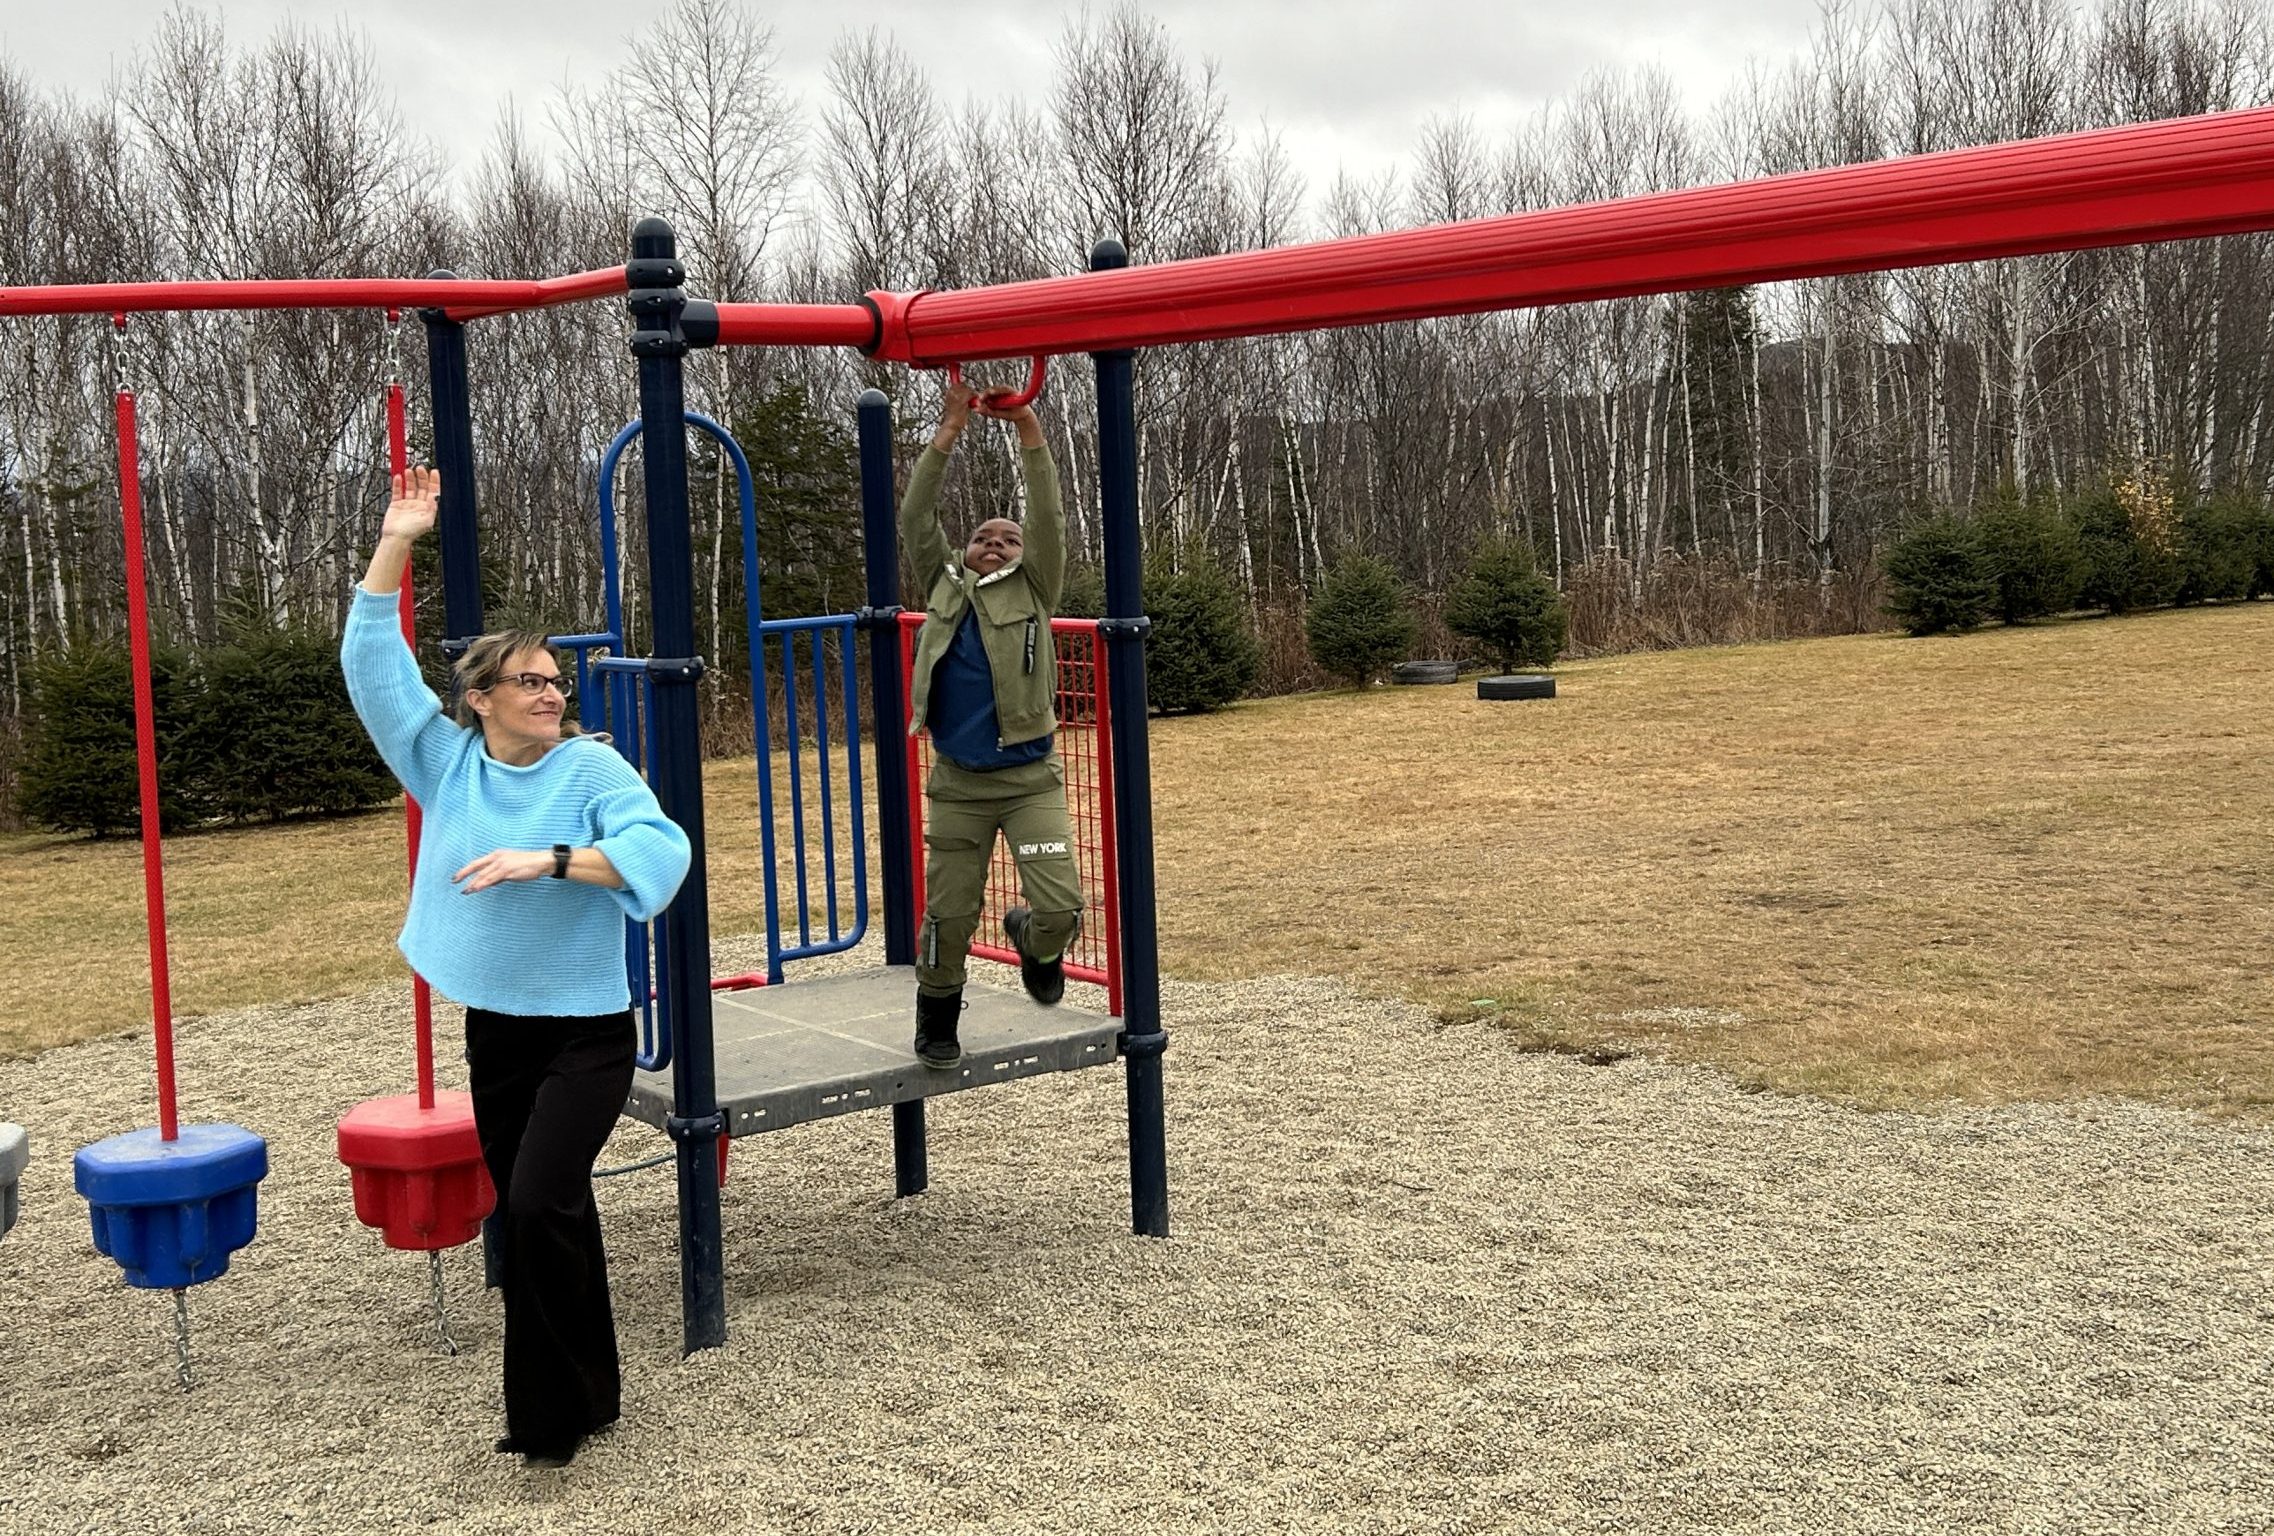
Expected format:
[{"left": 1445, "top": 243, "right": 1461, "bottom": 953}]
[{"left": 110, "top": 315, "right": 179, "bottom": 1143}]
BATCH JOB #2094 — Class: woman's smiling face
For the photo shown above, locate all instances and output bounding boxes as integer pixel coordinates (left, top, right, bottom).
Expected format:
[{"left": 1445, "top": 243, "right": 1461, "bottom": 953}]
[{"left": 469, "top": 645, "right": 568, "bottom": 760}]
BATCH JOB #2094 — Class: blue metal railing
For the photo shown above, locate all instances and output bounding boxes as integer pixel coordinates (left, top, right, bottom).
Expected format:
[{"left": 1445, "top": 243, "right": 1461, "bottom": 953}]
[
  {"left": 596, "top": 411, "right": 871, "bottom": 1035},
  {"left": 589, "top": 654, "right": 669, "bottom": 1071},
  {"left": 752, "top": 614, "right": 868, "bottom": 982}
]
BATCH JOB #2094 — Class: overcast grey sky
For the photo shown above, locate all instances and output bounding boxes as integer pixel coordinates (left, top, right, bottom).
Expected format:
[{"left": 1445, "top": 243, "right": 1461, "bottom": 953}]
[{"left": 2, "top": 1, "right": 1829, "bottom": 212}]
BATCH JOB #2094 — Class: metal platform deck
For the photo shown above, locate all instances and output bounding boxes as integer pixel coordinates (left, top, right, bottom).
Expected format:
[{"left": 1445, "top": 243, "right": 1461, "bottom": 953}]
[{"left": 623, "top": 965, "right": 1123, "bottom": 1139}]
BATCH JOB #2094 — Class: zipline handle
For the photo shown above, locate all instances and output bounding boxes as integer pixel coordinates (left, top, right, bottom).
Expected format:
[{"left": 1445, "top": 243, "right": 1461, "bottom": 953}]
[{"left": 946, "top": 355, "right": 1047, "bottom": 412}]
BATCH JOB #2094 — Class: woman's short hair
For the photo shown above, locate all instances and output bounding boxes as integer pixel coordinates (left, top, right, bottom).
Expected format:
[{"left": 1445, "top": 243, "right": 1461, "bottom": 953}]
[{"left": 451, "top": 629, "right": 593, "bottom": 736}]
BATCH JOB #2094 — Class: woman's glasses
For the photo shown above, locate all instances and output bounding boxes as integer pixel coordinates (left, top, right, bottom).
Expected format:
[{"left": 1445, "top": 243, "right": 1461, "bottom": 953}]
[{"left": 486, "top": 671, "right": 573, "bottom": 699}]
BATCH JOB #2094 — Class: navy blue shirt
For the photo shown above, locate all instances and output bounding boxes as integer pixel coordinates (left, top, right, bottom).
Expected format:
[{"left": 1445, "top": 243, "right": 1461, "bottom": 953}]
[{"left": 928, "top": 607, "right": 1051, "bottom": 770}]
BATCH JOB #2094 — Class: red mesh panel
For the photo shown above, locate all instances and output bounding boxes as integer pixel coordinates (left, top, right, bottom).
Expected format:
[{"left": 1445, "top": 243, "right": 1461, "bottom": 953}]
[{"left": 900, "top": 614, "right": 1122, "bottom": 1016}]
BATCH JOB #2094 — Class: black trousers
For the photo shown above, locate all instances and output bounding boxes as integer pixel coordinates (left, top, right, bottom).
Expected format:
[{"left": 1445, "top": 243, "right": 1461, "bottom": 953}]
[{"left": 465, "top": 1006, "right": 636, "bottom": 1453}]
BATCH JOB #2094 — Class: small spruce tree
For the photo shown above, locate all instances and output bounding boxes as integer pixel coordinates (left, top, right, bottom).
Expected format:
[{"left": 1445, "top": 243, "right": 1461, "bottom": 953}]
[
  {"left": 1058, "top": 563, "right": 1106, "bottom": 619},
  {"left": 1882, "top": 517, "right": 1993, "bottom": 636},
  {"left": 1305, "top": 553, "right": 1417, "bottom": 685},
  {"left": 2073, "top": 479, "right": 2181, "bottom": 614},
  {"left": 1972, "top": 486, "right": 2084, "bottom": 624},
  {"left": 180, "top": 609, "right": 398, "bottom": 823},
  {"left": 1143, "top": 554, "right": 1260, "bottom": 714},
  {"left": 2175, "top": 494, "right": 2256, "bottom": 605},
  {"left": 20, "top": 641, "right": 207, "bottom": 835},
  {"left": 1445, "top": 536, "right": 1567, "bottom": 670},
  {"left": 2247, "top": 498, "right": 2274, "bottom": 600}
]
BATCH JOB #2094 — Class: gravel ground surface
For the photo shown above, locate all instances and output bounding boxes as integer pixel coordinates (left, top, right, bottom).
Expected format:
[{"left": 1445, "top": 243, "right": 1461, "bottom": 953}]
[{"left": 3, "top": 939, "right": 2271, "bottom": 1535}]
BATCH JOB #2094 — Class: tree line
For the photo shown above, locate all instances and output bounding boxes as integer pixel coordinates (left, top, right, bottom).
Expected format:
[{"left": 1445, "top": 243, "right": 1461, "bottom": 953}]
[{"left": 3, "top": 0, "right": 2271, "bottom": 791}]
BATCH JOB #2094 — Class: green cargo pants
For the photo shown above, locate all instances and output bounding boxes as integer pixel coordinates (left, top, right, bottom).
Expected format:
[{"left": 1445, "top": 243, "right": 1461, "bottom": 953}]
[{"left": 918, "top": 753, "right": 1083, "bottom": 997}]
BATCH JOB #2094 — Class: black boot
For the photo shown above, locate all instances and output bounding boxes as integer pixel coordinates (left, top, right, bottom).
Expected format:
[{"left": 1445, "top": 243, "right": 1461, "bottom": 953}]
[
  {"left": 1002, "top": 906, "right": 1066, "bottom": 1007},
  {"left": 914, "top": 988, "right": 963, "bottom": 1069}
]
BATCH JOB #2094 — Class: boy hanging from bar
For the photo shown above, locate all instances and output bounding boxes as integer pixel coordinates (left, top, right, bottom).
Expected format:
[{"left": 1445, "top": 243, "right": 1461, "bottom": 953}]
[{"left": 901, "top": 380, "right": 1080, "bottom": 1067}]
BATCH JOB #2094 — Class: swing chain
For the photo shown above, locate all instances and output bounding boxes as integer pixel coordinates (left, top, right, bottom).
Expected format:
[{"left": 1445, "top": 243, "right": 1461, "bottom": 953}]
[
  {"left": 384, "top": 306, "right": 404, "bottom": 390},
  {"left": 170, "top": 1286, "right": 194, "bottom": 1392},
  {"left": 109, "top": 312, "right": 140, "bottom": 400},
  {"left": 428, "top": 1250, "right": 459, "bottom": 1357}
]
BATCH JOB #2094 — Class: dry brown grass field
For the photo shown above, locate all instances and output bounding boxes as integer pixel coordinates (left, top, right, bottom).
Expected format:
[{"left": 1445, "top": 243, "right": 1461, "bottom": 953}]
[{"left": 4, "top": 602, "right": 2269, "bottom": 1115}]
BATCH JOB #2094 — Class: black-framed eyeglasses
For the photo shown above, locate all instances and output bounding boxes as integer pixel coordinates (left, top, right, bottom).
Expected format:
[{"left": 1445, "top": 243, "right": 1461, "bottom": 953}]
[{"left": 485, "top": 671, "right": 573, "bottom": 699}]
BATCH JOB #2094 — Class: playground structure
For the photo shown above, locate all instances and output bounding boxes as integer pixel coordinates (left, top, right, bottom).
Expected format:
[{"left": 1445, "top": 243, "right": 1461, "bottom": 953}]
[{"left": 6, "top": 103, "right": 2274, "bottom": 1363}]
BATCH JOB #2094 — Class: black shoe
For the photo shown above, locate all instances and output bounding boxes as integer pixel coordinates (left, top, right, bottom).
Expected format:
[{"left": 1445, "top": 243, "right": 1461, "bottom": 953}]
[
  {"left": 915, "top": 989, "right": 963, "bottom": 1069},
  {"left": 1002, "top": 906, "right": 1065, "bottom": 1006}
]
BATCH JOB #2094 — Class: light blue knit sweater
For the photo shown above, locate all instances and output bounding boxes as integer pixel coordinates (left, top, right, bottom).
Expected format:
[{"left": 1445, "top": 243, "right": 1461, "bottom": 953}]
[{"left": 341, "top": 587, "right": 691, "bottom": 1016}]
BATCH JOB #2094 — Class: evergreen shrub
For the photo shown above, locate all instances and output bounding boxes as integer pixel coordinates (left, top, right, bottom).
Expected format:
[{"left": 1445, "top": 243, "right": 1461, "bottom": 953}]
[
  {"left": 16, "top": 613, "right": 402, "bottom": 834},
  {"left": 1305, "top": 554, "right": 1417, "bottom": 684},
  {"left": 19, "top": 642, "right": 206, "bottom": 835},
  {"left": 1972, "top": 488, "right": 2084, "bottom": 623},
  {"left": 2175, "top": 495, "right": 2257, "bottom": 605},
  {"left": 1058, "top": 564, "right": 1106, "bottom": 619},
  {"left": 1445, "top": 536, "right": 1567, "bottom": 669},
  {"left": 1882, "top": 516, "right": 1993, "bottom": 636},
  {"left": 2074, "top": 478, "right": 2181, "bottom": 614},
  {"left": 1143, "top": 555, "right": 1260, "bottom": 714},
  {"left": 2250, "top": 500, "right": 2274, "bottom": 600},
  {"left": 182, "top": 621, "right": 397, "bottom": 822}
]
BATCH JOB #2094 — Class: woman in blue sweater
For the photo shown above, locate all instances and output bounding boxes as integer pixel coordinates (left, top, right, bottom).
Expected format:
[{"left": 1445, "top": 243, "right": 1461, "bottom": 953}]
[{"left": 343, "top": 466, "right": 690, "bottom": 1469}]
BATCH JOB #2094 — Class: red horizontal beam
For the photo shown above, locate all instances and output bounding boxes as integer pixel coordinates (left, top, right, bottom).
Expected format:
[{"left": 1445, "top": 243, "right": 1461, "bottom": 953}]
[
  {"left": 0, "top": 266, "right": 629, "bottom": 322},
  {"left": 707, "top": 105, "right": 2274, "bottom": 364},
  {"left": 709, "top": 302, "right": 876, "bottom": 349}
]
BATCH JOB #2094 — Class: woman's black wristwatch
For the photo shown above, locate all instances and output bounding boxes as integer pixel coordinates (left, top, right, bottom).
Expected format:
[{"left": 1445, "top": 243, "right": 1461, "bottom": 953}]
[{"left": 551, "top": 844, "right": 572, "bottom": 880}]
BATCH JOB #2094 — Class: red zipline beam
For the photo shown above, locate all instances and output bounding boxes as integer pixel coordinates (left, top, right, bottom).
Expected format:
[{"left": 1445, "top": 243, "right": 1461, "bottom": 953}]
[
  {"left": 0, "top": 267, "right": 629, "bottom": 322},
  {"left": 705, "top": 106, "right": 2274, "bottom": 364},
  {"left": 709, "top": 302, "right": 879, "bottom": 349},
  {"left": 443, "top": 266, "right": 636, "bottom": 322}
]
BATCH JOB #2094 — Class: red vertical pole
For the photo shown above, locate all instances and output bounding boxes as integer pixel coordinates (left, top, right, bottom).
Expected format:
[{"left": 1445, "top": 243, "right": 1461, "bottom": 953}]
[
  {"left": 1092, "top": 624, "right": 1123, "bottom": 1019},
  {"left": 113, "top": 316, "right": 178, "bottom": 1141},
  {"left": 384, "top": 315, "right": 437, "bottom": 1112},
  {"left": 900, "top": 616, "right": 928, "bottom": 924}
]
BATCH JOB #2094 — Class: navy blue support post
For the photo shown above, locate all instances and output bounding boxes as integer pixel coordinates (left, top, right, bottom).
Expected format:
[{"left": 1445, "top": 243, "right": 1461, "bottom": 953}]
[
  {"left": 857, "top": 389, "right": 916, "bottom": 965},
  {"left": 627, "top": 219, "right": 727, "bottom": 1353},
  {"left": 418, "top": 273, "right": 505, "bottom": 1287},
  {"left": 1089, "top": 239, "right": 1170, "bottom": 1239},
  {"left": 855, "top": 388, "right": 929, "bottom": 1198},
  {"left": 418, "top": 276, "right": 485, "bottom": 646}
]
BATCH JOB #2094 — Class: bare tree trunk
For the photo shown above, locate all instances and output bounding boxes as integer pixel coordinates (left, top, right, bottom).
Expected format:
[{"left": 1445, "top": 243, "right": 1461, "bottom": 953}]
[
  {"left": 1750, "top": 319, "right": 1765, "bottom": 586},
  {"left": 2131, "top": 254, "right": 2153, "bottom": 467},
  {"left": 1228, "top": 424, "right": 1255, "bottom": 594},
  {"left": 1815, "top": 297, "right": 1836, "bottom": 600},
  {"left": 2007, "top": 263, "right": 2031, "bottom": 492},
  {"left": 1927, "top": 313, "right": 1950, "bottom": 507}
]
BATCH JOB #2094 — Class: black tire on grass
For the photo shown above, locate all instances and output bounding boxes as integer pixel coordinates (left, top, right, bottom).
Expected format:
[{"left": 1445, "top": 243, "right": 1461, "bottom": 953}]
[
  {"left": 1478, "top": 674, "right": 1555, "bottom": 701},
  {"left": 1391, "top": 660, "right": 1460, "bottom": 685}
]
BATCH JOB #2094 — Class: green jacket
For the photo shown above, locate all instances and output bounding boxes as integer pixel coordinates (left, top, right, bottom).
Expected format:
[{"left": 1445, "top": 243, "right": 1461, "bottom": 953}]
[{"left": 901, "top": 442, "right": 1066, "bottom": 747}]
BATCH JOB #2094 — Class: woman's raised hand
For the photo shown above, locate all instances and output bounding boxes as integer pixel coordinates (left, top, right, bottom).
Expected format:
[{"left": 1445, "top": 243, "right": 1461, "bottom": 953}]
[{"left": 382, "top": 466, "right": 441, "bottom": 544}]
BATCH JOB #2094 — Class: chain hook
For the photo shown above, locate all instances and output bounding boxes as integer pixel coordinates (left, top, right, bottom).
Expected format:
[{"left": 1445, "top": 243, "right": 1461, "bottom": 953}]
[{"left": 110, "top": 311, "right": 133, "bottom": 399}]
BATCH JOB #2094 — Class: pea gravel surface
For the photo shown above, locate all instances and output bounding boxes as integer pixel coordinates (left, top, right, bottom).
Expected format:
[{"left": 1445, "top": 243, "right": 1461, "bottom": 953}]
[{"left": 3, "top": 939, "right": 2270, "bottom": 1536}]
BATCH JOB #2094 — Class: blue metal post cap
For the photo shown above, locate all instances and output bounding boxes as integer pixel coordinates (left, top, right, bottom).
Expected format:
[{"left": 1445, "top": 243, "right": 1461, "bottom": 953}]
[{"left": 75, "top": 1123, "right": 269, "bottom": 1289}]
